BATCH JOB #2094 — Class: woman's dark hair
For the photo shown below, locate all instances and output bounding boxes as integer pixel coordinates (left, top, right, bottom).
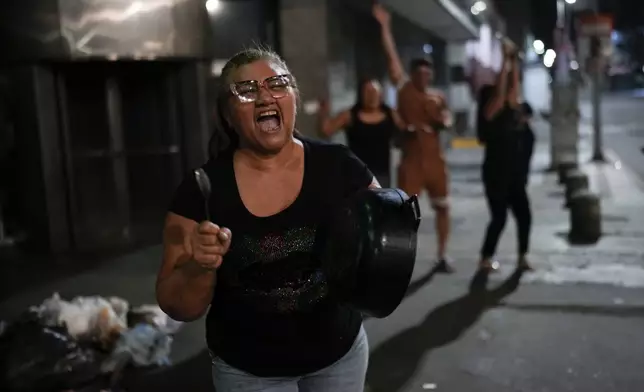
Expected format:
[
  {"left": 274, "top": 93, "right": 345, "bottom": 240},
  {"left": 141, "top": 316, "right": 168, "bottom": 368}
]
[
  {"left": 209, "top": 46, "right": 299, "bottom": 159},
  {"left": 351, "top": 78, "right": 389, "bottom": 114}
]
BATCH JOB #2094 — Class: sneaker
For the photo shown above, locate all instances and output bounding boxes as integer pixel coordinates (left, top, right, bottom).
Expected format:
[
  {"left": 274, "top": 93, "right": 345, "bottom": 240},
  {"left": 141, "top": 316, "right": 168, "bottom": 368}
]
[
  {"left": 434, "top": 258, "right": 455, "bottom": 274},
  {"left": 478, "top": 259, "right": 500, "bottom": 273}
]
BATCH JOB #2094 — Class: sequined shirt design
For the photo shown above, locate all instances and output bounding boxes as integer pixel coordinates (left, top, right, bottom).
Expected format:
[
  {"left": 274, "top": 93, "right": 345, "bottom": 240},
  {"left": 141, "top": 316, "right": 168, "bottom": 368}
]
[{"left": 220, "top": 225, "right": 329, "bottom": 314}]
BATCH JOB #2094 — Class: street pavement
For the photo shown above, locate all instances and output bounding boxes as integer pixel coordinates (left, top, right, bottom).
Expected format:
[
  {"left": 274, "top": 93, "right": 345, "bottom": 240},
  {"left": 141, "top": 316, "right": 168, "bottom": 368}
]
[
  {"left": 1, "top": 99, "right": 644, "bottom": 391},
  {"left": 365, "top": 115, "right": 644, "bottom": 392}
]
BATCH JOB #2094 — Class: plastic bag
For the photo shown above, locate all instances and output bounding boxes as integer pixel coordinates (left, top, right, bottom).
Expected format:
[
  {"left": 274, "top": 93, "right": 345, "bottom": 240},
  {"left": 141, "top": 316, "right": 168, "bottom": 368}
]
[
  {"left": 30, "top": 293, "right": 129, "bottom": 349},
  {"left": 102, "top": 323, "right": 174, "bottom": 373},
  {"left": 0, "top": 313, "right": 102, "bottom": 392},
  {"left": 127, "top": 305, "right": 183, "bottom": 335}
]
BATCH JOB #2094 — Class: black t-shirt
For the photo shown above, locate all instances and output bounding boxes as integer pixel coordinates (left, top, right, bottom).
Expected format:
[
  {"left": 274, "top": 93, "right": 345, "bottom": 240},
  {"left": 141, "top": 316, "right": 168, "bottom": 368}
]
[
  {"left": 480, "top": 105, "right": 535, "bottom": 186},
  {"left": 168, "top": 137, "right": 374, "bottom": 377}
]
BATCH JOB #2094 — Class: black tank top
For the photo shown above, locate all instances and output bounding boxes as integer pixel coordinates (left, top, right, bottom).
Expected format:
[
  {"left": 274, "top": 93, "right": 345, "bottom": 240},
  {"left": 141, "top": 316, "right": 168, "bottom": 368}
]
[
  {"left": 345, "top": 107, "right": 395, "bottom": 175},
  {"left": 168, "top": 137, "right": 374, "bottom": 377}
]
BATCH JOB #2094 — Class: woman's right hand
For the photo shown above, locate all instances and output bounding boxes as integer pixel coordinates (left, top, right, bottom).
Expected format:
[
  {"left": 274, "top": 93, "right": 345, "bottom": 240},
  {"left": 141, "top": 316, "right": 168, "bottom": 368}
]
[
  {"left": 372, "top": 3, "right": 391, "bottom": 26},
  {"left": 190, "top": 221, "right": 232, "bottom": 270},
  {"left": 502, "top": 38, "right": 516, "bottom": 59}
]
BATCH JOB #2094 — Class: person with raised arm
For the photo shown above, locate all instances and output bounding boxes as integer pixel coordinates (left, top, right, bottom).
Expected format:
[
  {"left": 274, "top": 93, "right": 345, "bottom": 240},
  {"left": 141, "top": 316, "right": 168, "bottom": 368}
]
[
  {"left": 373, "top": 3, "right": 455, "bottom": 273},
  {"left": 476, "top": 40, "right": 535, "bottom": 273}
]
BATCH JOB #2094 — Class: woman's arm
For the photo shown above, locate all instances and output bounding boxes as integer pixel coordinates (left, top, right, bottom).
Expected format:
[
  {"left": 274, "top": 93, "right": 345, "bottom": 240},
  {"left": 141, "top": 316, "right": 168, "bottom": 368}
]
[
  {"left": 373, "top": 4, "right": 406, "bottom": 88},
  {"left": 483, "top": 60, "right": 511, "bottom": 121},
  {"left": 507, "top": 57, "right": 521, "bottom": 108},
  {"left": 484, "top": 40, "right": 516, "bottom": 121},
  {"left": 319, "top": 109, "right": 352, "bottom": 137},
  {"left": 391, "top": 110, "right": 407, "bottom": 131},
  {"left": 392, "top": 109, "right": 427, "bottom": 132},
  {"left": 156, "top": 213, "right": 218, "bottom": 322}
]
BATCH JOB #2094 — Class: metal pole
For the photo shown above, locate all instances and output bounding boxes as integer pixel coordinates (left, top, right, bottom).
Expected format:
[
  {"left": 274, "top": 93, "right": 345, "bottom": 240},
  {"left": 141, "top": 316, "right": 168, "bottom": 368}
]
[
  {"left": 590, "top": 0, "right": 605, "bottom": 162},
  {"left": 591, "top": 59, "right": 605, "bottom": 161},
  {"left": 548, "top": 0, "right": 565, "bottom": 171},
  {"left": 556, "top": 0, "right": 565, "bottom": 27}
]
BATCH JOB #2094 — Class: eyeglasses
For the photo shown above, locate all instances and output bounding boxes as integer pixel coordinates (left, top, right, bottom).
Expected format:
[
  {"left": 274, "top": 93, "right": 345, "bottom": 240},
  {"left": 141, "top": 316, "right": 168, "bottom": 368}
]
[{"left": 230, "top": 74, "right": 295, "bottom": 103}]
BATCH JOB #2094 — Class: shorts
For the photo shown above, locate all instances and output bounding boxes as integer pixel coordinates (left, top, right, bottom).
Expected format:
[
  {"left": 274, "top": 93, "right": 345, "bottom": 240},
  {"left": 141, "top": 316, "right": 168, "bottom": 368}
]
[{"left": 397, "top": 158, "right": 449, "bottom": 207}]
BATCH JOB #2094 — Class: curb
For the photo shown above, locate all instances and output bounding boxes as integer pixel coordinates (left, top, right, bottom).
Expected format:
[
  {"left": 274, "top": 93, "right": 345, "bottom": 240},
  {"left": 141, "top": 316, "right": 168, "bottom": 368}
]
[{"left": 451, "top": 137, "right": 482, "bottom": 149}]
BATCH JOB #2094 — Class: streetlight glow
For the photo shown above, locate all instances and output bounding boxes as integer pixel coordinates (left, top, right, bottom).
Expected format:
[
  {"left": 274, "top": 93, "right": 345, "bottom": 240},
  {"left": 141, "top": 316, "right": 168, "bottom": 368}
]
[
  {"left": 543, "top": 49, "right": 556, "bottom": 68},
  {"left": 565, "top": 0, "right": 576, "bottom": 4},
  {"left": 206, "top": 0, "right": 220, "bottom": 13},
  {"left": 471, "top": 1, "right": 487, "bottom": 15},
  {"left": 533, "top": 40, "right": 545, "bottom": 55}
]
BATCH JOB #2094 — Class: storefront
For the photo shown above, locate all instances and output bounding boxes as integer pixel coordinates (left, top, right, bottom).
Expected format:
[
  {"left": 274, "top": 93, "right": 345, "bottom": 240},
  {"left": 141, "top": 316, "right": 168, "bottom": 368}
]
[{"left": 0, "top": 0, "right": 215, "bottom": 254}]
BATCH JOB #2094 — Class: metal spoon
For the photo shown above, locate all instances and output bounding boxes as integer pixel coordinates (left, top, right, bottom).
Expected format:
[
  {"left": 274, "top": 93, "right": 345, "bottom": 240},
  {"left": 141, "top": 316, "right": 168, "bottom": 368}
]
[{"left": 194, "top": 168, "right": 212, "bottom": 222}]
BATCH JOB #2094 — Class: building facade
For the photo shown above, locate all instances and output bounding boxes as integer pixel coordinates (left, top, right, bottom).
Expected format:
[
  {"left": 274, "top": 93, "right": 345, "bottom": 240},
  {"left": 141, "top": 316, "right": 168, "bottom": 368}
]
[{"left": 0, "top": 0, "right": 480, "bottom": 255}]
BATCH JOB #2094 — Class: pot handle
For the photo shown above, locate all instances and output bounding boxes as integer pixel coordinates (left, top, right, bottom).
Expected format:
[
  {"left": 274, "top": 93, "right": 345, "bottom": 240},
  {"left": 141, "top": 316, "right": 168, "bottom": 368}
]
[{"left": 406, "top": 194, "right": 421, "bottom": 229}]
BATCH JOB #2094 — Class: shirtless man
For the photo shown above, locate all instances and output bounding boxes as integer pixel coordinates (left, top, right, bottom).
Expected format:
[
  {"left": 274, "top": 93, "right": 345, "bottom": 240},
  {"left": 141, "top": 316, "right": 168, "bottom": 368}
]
[{"left": 374, "top": 4, "right": 454, "bottom": 273}]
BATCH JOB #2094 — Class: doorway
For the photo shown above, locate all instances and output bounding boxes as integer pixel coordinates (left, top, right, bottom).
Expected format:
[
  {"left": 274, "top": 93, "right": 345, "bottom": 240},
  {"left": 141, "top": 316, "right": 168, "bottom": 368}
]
[{"left": 54, "top": 61, "right": 187, "bottom": 252}]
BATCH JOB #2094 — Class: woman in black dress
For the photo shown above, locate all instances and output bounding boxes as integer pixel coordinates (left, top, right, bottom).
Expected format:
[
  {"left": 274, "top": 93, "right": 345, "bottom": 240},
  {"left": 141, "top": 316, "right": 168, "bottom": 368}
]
[
  {"left": 318, "top": 78, "right": 406, "bottom": 187},
  {"left": 477, "top": 43, "right": 535, "bottom": 272}
]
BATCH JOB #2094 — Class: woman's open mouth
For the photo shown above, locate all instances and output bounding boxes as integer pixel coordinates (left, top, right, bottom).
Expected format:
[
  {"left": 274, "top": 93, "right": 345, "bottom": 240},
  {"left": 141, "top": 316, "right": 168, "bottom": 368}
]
[{"left": 256, "top": 110, "right": 281, "bottom": 134}]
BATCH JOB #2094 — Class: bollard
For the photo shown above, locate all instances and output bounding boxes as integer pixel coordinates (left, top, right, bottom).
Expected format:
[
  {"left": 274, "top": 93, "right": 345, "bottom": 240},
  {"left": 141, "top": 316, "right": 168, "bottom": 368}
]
[
  {"left": 564, "top": 170, "right": 589, "bottom": 208},
  {"left": 557, "top": 161, "right": 578, "bottom": 185},
  {"left": 568, "top": 191, "right": 602, "bottom": 244}
]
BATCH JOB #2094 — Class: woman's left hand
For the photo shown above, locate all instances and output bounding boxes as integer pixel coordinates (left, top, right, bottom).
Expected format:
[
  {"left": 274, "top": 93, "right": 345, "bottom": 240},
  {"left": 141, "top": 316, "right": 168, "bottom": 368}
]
[{"left": 318, "top": 99, "right": 330, "bottom": 118}]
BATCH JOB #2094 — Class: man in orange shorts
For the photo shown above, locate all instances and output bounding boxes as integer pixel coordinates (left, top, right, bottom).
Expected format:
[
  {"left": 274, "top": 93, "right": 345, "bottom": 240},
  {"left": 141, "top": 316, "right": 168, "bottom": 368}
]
[{"left": 374, "top": 4, "right": 454, "bottom": 272}]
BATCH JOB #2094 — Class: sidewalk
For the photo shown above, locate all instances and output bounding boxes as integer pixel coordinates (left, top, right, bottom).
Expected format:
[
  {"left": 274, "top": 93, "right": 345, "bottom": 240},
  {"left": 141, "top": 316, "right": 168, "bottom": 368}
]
[{"left": 438, "top": 120, "right": 644, "bottom": 287}]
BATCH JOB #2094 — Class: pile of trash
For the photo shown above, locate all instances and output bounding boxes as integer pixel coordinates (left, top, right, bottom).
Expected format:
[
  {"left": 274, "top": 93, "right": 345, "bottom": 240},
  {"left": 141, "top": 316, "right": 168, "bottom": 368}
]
[{"left": 0, "top": 293, "right": 183, "bottom": 392}]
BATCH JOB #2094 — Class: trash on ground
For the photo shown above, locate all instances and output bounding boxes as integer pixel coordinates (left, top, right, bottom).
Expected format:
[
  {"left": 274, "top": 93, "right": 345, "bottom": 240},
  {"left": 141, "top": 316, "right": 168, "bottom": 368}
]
[
  {"left": 102, "top": 323, "right": 174, "bottom": 373},
  {"left": 0, "top": 312, "right": 102, "bottom": 392},
  {"left": 1, "top": 293, "right": 183, "bottom": 392},
  {"left": 127, "top": 304, "right": 183, "bottom": 335},
  {"left": 30, "top": 293, "right": 129, "bottom": 350}
]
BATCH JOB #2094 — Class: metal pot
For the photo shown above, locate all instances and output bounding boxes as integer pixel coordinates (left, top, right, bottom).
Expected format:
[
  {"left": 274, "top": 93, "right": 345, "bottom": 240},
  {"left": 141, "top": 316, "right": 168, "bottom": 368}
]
[{"left": 320, "top": 188, "right": 421, "bottom": 318}]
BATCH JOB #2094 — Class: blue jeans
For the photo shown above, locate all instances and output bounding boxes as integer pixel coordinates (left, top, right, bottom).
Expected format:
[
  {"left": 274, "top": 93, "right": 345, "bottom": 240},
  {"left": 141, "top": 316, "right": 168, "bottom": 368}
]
[{"left": 211, "top": 325, "right": 369, "bottom": 391}]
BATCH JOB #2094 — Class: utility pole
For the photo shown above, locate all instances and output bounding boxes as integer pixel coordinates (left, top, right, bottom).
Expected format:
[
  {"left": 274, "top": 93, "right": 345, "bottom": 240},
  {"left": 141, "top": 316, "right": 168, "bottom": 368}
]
[
  {"left": 549, "top": 0, "right": 580, "bottom": 170},
  {"left": 589, "top": 0, "right": 606, "bottom": 162},
  {"left": 590, "top": 38, "right": 605, "bottom": 161}
]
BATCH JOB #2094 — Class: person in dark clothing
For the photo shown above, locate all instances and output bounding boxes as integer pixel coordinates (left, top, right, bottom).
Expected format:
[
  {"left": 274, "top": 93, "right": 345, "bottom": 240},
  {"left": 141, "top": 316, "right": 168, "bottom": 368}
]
[
  {"left": 157, "top": 47, "right": 378, "bottom": 391},
  {"left": 477, "top": 40, "right": 535, "bottom": 273},
  {"left": 319, "top": 78, "right": 406, "bottom": 187}
]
